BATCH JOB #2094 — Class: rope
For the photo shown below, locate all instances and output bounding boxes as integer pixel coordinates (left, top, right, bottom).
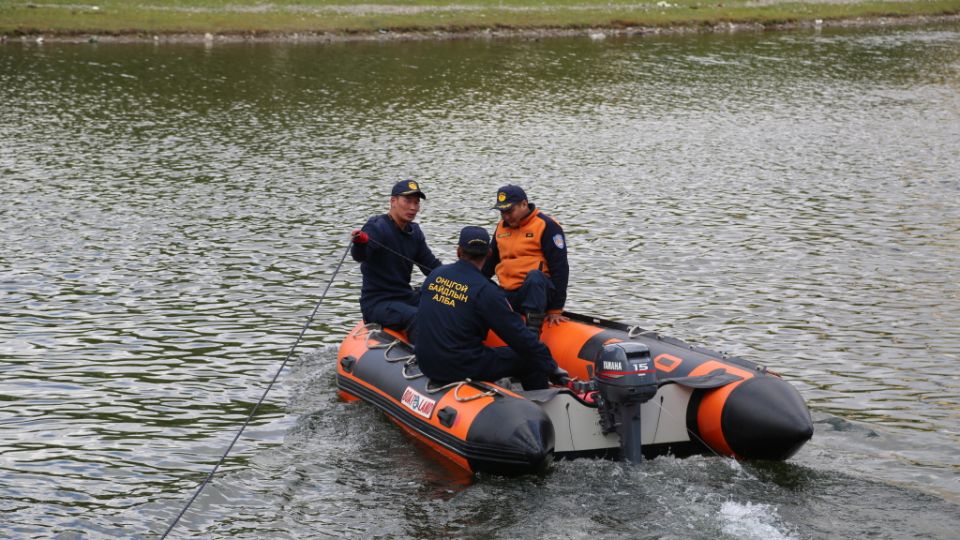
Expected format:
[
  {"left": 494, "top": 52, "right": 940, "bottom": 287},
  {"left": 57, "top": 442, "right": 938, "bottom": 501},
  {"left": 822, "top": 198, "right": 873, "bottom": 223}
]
[
  {"left": 363, "top": 235, "right": 423, "bottom": 267},
  {"left": 160, "top": 242, "right": 353, "bottom": 539},
  {"left": 350, "top": 317, "right": 425, "bottom": 380},
  {"left": 425, "top": 380, "right": 462, "bottom": 394},
  {"left": 423, "top": 378, "right": 502, "bottom": 401},
  {"left": 651, "top": 395, "right": 663, "bottom": 446},
  {"left": 354, "top": 322, "right": 381, "bottom": 341},
  {"left": 627, "top": 325, "right": 658, "bottom": 339},
  {"left": 648, "top": 397, "right": 727, "bottom": 461},
  {"left": 453, "top": 379, "right": 498, "bottom": 402}
]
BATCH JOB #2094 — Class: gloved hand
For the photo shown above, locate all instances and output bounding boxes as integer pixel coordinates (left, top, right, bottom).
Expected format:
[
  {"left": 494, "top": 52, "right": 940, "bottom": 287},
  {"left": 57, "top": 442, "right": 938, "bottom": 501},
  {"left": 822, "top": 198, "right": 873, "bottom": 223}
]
[
  {"left": 548, "top": 366, "right": 570, "bottom": 386},
  {"left": 351, "top": 229, "right": 369, "bottom": 244}
]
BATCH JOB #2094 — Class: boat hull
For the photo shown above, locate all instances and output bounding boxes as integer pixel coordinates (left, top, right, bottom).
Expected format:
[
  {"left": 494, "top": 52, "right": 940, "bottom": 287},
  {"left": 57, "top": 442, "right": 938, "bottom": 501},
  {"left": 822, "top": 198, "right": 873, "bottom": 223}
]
[
  {"left": 528, "top": 313, "right": 814, "bottom": 461},
  {"left": 337, "top": 324, "right": 554, "bottom": 475},
  {"left": 336, "top": 313, "right": 813, "bottom": 474}
]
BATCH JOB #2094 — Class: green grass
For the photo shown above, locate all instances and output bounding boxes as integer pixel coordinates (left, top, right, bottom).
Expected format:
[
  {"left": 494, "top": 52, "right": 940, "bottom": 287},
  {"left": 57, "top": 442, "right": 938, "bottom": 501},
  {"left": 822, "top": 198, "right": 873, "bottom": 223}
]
[{"left": 2, "top": 0, "right": 959, "bottom": 37}]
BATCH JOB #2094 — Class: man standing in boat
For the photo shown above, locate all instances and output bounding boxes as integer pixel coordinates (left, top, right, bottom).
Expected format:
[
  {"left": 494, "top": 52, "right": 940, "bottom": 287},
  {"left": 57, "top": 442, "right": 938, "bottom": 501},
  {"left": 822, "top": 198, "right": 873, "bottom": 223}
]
[
  {"left": 416, "top": 226, "right": 566, "bottom": 390},
  {"left": 482, "top": 185, "right": 569, "bottom": 338},
  {"left": 351, "top": 180, "right": 442, "bottom": 343}
]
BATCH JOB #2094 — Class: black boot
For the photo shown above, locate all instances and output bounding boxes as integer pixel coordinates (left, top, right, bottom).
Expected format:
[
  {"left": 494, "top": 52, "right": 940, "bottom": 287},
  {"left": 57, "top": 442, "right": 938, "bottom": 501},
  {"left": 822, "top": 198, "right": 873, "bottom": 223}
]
[{"left": 525, "top": 312, "right": 545, "bottom": 340}]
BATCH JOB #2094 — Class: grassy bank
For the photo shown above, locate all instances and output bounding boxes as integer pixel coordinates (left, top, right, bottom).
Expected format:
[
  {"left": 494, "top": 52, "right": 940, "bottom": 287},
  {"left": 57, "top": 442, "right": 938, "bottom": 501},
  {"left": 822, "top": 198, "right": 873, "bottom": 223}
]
[{"left": 2, "top": 0, "right": 960, "bottom": 40}]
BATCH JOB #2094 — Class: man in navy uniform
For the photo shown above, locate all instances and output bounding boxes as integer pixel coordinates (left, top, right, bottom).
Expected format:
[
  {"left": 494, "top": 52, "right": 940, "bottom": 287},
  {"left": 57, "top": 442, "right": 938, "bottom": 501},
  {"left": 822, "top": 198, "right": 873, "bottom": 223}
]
[
  {"left": 415, "top": 226, "right": 567, "bottom": 390},
  {"left": 351, "top": 180, "right": 442, "bottom": 343}
]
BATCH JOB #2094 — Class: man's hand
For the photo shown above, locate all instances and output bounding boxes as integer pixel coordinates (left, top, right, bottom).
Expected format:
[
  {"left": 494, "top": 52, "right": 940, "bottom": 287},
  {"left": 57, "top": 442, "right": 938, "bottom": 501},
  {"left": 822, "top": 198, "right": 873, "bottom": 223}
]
[
  {"left": 545, "top": 313, "right": 569, "bottom": 326},
  {"left": 351, "top": 229, "right": 369, "bottom": 244},
  {"left": 548, "top": 366, "right": 570, "bottom": 386}
]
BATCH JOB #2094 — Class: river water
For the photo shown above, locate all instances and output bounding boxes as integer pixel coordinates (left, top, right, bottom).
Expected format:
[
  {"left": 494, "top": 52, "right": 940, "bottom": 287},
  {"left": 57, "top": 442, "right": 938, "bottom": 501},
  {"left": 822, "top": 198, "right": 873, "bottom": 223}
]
[{"left": 2, "top": 23, "right": 959, "bottom": 539}]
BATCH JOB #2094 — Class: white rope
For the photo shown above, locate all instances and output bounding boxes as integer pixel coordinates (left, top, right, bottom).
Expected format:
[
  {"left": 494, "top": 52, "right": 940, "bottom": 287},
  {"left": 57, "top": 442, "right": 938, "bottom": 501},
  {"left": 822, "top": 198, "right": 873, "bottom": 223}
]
[{"left": 627, "top": 325, "right": 657, "bottom": 338}]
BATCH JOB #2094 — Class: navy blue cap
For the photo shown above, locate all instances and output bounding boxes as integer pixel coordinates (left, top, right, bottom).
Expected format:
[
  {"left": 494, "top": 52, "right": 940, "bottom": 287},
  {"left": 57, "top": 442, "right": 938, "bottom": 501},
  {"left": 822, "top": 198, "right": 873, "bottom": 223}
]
[
  {"left": 492, "top": 185, "right": 527, "bottom": 210},
  {"left": 458, "top": 226, "right": 490, "bottom": 255},
  {"left": 391, "top": 180, "right": 426, "bottom": 199}
]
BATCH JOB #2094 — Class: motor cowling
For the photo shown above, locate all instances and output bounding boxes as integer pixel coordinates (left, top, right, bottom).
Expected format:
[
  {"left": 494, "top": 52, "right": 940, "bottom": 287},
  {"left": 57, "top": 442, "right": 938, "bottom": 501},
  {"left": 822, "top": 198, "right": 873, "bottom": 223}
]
[
  {"left": 593, "top": 342, "right": 658, "bottom": 463},
  {"left": 595, "top": 342, "right": 657, "bottom": 404}
]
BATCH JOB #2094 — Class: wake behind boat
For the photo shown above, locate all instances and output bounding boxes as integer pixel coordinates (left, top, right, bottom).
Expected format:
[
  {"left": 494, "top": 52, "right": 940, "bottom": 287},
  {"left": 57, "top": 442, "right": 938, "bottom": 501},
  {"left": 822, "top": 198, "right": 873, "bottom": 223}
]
[{"left": 336, "top": 312, "right": 813, "bottom": 475}]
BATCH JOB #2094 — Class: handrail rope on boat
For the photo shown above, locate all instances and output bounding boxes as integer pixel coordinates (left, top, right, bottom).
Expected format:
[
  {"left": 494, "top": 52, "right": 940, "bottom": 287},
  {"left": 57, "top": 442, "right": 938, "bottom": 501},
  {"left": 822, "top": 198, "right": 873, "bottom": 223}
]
[
  {"left": 383, "top": 344, "right": 415, "bottom": 364},
  {"left": 356, "top": 322, "right": 380, "bottom": 338},
  {"left": 348, "top": 322, "right": 374, "bottom": 341},
  {"left": 365, "top": 331, "right": 394, "bottom": 350},
  {"left": 342, "top": 270, "right": 503, "bottom": 398},
  {"left": 401, "top": 358, "right": 423, "bottom": 380},
  {"left": 354, "top": 322, "right": 421, "bottom": 375},
  {"left": 453, "top": 379, "right": 498, "bottom": 402},
  {"left": 627, "top": 325, "right": 658, "bottom": 338},
  {"left": 425, "top": 380, "right": 462, "bottom": 394},
  {"left": 353, "top": 321, "right": 399, "bottom": 351},
  {"left": 367, "top": 337, "right": 396, "bottom": 350},
  {"left": 423, "top": 378, "right": 500, "bottom": 400},
  {"left": 361, "top": 326, "right": 417, "bottom": 365}
]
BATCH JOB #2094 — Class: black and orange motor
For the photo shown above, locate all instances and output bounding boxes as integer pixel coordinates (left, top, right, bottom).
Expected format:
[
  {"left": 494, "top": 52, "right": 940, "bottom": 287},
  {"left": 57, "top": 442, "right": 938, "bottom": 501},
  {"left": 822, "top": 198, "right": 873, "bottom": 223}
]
[{"left": 593, "top": 342, "right": 658, "bottom": 463}]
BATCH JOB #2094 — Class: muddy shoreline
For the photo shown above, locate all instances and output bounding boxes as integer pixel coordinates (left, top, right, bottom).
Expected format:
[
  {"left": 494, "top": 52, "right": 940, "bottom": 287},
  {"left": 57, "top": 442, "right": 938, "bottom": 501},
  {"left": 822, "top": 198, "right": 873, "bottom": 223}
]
[{"left": 3, "top": 13, "right": 959, "bottom": 45}]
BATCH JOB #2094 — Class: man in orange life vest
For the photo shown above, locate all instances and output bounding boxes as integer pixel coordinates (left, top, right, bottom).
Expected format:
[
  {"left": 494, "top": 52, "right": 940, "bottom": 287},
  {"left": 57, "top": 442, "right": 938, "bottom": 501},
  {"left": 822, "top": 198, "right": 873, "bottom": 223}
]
[
  {"left": 350, "top": 180, "right": 442, "bottom": 343},
  {"left": 482, "top": 185, "right": 569, "bottom": 337}
]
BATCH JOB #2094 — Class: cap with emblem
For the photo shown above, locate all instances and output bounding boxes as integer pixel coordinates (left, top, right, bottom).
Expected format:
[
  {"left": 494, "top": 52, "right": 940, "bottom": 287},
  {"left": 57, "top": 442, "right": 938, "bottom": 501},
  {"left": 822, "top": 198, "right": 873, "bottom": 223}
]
[
  {"left": 458, "top": 226, "right": 490, "bottom": 255},
  {"left": 391, "top": 180, "right": 427, "bottom": 199},
  {"left": 492, "top": 185, "right": 527, "bottom": 210}
]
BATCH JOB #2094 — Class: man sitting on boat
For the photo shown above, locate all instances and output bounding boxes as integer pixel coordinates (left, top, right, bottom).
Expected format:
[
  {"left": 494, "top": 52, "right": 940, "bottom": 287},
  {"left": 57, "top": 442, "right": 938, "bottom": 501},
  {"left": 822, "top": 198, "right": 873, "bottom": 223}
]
[
  {"left": 482, "top": 185, "right": 569, "bottom": 338},
  {"left": 415, "top": 226, "right": 567, "bottom": 390},
  {"left": 351, "top": 180, "right": 442, "bottom": 343}
]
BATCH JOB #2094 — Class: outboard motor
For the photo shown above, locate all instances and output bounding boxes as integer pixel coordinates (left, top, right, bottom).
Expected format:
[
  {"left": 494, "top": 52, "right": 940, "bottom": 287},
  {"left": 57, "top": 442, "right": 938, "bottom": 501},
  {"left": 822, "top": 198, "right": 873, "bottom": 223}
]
[{"left": 594, "top": 342, "right": 658, "bottom": 463}]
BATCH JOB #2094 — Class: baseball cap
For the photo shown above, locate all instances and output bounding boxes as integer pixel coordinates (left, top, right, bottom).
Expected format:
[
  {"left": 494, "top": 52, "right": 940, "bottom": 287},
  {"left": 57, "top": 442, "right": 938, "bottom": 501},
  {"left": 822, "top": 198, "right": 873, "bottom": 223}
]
[
  {"left": 492, "top": 185, "right": 527, "bottom": 210},
  {"left": 458, "top": 226, "right": 490, "bottom": 255},
  {"left": 391, "top": 180, "right": 426, "bottom": 199}
]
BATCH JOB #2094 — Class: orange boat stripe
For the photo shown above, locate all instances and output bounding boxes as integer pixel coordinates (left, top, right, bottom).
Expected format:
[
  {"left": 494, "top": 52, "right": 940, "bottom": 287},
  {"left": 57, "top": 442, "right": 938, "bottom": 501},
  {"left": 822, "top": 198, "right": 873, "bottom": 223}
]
[
  {"left": 485, "top": 319, "right": 607, "bottom": 380},
  {"left": 543, "top": 320, "right": 607, "bottom": 379},
  {"left": 382, "top": 326, "right": 407, "bottom": 341},
  {"left": 484, "top": 329, "right": 507, "bottom": 348},
  {"left": 432, "top": 385, "right": 493, "bottom": 440},
  {"left": 341, "top": 369, "right": 485, "bottom": 471},
  {"left": 390, "top": 417, "right": 472, "bottom": 472},
  {"left": 688, "top": 361, "right": 756, "bottom": 457},
  {"left": 338, "top": 328, "right": 504, "bottom": 470},
  {"left": 337, "top": 390, "right": 360, "bottom": 403}
]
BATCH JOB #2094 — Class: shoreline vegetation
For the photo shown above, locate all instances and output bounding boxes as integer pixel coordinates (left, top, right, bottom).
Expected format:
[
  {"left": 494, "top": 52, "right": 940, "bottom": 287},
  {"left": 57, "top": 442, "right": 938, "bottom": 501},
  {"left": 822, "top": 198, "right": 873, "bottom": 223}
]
[{"left": 2, "top": 1, "right": 959, "bottom": 44}]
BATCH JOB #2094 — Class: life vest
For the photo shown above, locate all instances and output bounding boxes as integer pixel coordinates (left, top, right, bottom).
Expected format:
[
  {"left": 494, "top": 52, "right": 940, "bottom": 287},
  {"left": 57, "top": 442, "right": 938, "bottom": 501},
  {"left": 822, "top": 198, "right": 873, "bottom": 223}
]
[{"left": 492, "top": 208, "right": 561, "bottom": 291}]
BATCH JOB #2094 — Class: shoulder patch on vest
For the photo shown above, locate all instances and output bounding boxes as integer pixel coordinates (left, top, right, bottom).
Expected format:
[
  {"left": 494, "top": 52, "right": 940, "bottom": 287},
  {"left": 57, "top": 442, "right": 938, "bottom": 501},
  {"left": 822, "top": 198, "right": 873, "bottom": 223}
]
[{"left": 553, "top": 234, "right": 565, "bottom": 249}]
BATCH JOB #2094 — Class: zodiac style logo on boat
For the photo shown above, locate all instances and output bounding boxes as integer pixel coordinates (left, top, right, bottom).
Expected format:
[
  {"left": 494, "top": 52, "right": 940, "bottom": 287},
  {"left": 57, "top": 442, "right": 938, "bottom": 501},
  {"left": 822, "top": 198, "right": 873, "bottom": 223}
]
[{"left": 401, "top": 387, "right": 436, "bottom": 419}]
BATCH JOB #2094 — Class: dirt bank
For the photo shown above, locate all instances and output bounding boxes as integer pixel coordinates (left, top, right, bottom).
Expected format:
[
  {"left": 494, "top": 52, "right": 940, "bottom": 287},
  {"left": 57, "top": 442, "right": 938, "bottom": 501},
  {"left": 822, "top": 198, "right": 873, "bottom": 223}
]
[{"left": 3, "top": 11, "right": 959, "bottom": 45}]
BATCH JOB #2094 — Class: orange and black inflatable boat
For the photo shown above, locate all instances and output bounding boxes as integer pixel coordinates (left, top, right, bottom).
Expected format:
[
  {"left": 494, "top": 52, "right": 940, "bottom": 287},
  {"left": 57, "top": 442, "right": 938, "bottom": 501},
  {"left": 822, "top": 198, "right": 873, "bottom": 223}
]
[{"left": 336, "top": 312, "right": 813, "bottom": 475}]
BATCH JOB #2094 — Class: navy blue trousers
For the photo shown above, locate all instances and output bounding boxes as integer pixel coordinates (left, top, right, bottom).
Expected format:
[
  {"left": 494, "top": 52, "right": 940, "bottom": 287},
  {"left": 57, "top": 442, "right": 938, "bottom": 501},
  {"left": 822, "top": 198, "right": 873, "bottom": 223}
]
[
  {"left": 457, "top": 346, "right": 549, "bottom": 391},
  {"left": 504, "top": 269, "right": 554, "bottom": 314},
  {"left": 365, "top": 297, "right": 420, "bottom": 343}
]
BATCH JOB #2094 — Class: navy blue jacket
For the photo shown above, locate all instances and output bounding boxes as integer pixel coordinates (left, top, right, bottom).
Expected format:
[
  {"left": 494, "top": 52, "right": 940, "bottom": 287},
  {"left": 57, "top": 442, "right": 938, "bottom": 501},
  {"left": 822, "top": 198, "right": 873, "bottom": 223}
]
[
  {"left": 415, "top": 259, "right": 557, "bottom": 382},
  {"left": 351, "top": 214, "right": 441, "bottom": 320}
]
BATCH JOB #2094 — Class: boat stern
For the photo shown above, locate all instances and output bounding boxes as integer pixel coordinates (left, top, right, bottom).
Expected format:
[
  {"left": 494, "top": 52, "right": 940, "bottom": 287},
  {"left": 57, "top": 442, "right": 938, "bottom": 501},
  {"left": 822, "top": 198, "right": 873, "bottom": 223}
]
[{"left": 465, "top": 398, "right": 555, "bottom": 475}]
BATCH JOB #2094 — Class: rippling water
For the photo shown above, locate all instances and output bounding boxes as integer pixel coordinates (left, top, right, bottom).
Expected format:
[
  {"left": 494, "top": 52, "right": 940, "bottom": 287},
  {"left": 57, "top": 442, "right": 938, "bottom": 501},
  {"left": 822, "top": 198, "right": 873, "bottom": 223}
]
[{"left": 2, "top": 24, "right": 959, "bottom": 538}]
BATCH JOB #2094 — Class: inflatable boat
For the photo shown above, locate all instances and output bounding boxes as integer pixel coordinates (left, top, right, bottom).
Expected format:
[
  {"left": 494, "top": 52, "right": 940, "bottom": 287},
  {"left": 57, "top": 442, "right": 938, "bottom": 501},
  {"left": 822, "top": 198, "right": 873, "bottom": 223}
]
[{"left": 336, "top": 312, "right": 813, "bottom": 475}]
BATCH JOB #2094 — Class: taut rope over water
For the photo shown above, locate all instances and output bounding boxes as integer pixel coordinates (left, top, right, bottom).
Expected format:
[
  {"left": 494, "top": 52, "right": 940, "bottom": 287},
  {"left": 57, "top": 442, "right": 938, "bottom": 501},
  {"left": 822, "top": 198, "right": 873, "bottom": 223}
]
[{"left": 160, "top": 241, "right": 353, "bottom": 538}]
